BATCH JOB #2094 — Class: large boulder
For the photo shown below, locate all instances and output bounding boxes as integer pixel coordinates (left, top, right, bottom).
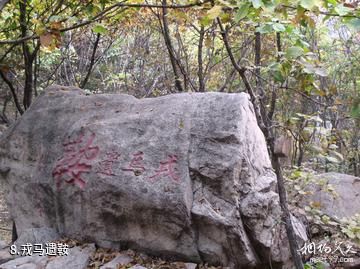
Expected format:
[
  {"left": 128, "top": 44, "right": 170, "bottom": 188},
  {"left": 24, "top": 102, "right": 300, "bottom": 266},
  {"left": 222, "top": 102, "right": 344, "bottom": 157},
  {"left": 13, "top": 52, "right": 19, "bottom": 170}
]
[
  {"left": 302, "top": 172, "right": 360, "bottom": 219},
  {"left": 0, "top": 85, "right": 305, "bottom": 268}
]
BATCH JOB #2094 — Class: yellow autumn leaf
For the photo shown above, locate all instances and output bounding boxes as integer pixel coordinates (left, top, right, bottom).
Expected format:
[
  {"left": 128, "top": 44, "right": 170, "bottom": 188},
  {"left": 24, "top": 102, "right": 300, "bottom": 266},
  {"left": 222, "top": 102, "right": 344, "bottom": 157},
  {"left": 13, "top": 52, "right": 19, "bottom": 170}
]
[
  {"left": 207, "top": 5, "right": 223, "bottom": 20},
  {"left": 50, "top": 21, "right": 62, "bottom": 30},
  {"left": 35, "top": 24, "right": 46, "bottom": 36},
  {"left": 310, "top": 201, "right": 322, "bottom": 208},
  {"left": 40, "top": 31, "right": 61, "bottom": 51},
  {"left": 204, "top": 36, "right": 212, "bottom": 47}
]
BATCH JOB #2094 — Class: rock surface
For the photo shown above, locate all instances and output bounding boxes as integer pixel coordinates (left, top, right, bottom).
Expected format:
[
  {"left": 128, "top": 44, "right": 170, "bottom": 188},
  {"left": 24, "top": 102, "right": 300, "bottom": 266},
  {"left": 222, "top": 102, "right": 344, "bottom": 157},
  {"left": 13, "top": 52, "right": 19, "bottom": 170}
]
[
  {"left": 129, "top": 265, "right": 149, "bottom": 269},
  {"left": 100, "top": 253, "right": 133, "bottom": 269},
  {"left": 129, "top": 264, "right": 147, "bottom": 269},
  {"left": 45, "top": 244, "right": 95, "bottom": 269},
  {"left": 0, "top": 85, "right": 306, "bottom": 268},
  {"left": 0, "top": 125, "right": 6, "bottom": 137},
  {"left": 14, "top": 228, "right": 60, "bottom": 248},
  {"left": 0, "top": 249, "right": 13, "bottom": 264},
  {"left": 185, "top": 262, "right": 197, "bottom": 269},
  {"left": 0, "top": 255, "right": 49, "bottom": 269},
  {"left": 303, "top": 172, "right": 360, "bottom": 219}
]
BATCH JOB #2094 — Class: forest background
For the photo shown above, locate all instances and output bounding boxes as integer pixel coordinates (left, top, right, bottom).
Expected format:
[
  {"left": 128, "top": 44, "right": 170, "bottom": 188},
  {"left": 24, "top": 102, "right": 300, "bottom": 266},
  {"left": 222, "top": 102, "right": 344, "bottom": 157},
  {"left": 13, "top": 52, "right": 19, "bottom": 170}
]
[
  {"left": 0, "top": 0, "right": 359, "bottom": 268},
  {"left": 0, "top": 0, "right": 359, "bottom": 176}
]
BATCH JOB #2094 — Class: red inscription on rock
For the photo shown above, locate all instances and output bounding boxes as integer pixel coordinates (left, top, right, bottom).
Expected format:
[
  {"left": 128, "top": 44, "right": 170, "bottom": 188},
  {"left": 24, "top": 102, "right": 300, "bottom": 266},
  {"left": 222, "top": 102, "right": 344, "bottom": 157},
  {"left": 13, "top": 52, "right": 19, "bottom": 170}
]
[
  {"left": 97, "top": 151, "right": 121, "bottom": 176},
  {"left": 149, "top": 155, "right": 180, "bottom": 182},
  {"left": 52, "top": 130, "right": 99, "bottom": 189},
  {"left": 122, "top": 151, "right": 145, "bottom": 174}
]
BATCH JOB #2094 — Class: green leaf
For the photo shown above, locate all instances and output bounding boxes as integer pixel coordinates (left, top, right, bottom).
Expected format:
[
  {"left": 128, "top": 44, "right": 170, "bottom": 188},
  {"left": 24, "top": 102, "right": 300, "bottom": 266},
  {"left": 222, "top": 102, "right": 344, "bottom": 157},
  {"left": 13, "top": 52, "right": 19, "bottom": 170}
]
[
  {"left": 92, "top": 24, "right": 107, "bottom": 34},
  {"left": 269, "top": 62, "right": 285, "bottom": 82},
  {"left": 325, "top": 156, "right": 340, "bottom": 164},
  {"left": 285, "top": 46, "right": 304, "bottom": 59},
  {"left": 324, "top": 0, "right": 337, "bottom": 5},
  {"left": 300, "top": 0, "right": 315, "bottom": 9},
  {"left": 342, "top": 227, "right": 356, "bottom": 239},
  {"left": 285, "top": 24, "right": 294, "bottom": 34},
  {"left": 256, "top": 23, "right": 273, "bottom": 33},
  {"left": 329, "top": 151, "right": 344, "bottom": 162},
  {"left": 300, "top": 0, "right": 322, "bottom": 9},
  {"left": 308, "top": 145, "right": 324, "bottom": 154},
  {"left": 251, "top": 0, "right": 263, "bottom": 9},
  {"left": 295, "top": 39, "right": 310, "bottom": 49},
  {"left": 314, "top": 68, "right": 328, "bottom": 77},
  {"left": 315, "top": 262, "right": 328, "bottom": 269},
  {"left": 217, "top": 0, "right": 236, "bottom": 8},
  {"left": 273, "top": 71, "right": 284, "bottom": 82},
  {"left": 199, "top": 16, "right": 212, "bottom": 26},
  {"left": 272, "top": 22, "right": 286, "bottom": 32},
  {"left": 303, "top": 64, "right": 328, "bottom": 77},
  {"left": 49, "top": 15, "right": 62, "bottom": 22},
  {"left": 345, "top": 18, "right": 360, "bottom": 31},
  {"left": 351, "top": 99, "right": 360, "bottom": 118},
  {"left": 334, "top": 4, "right": 352, "bottom": 16},
  {"left": 86, "top": 4, "right": 101, "bottom": 15},
  {"left": 235, "top": 2, "right": 251, "bottom": 22}
]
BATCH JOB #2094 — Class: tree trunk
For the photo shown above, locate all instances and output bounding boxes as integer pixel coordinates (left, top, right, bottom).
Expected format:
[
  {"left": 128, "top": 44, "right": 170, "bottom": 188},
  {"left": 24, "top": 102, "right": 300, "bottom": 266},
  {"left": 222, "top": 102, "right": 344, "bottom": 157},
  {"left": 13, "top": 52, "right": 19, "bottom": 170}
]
[
  {"left": 197, "top": 25, "right": 205, "bottom": 92},
  {"left": 81, "top": 33, "right": 101, "bottom": 89},
  {"left": 19, "top": 0, "right": 39, "bottom": 109},
  {"left": 160, "top": 0, "right": 183, "bottom": 92},
  {"left": 217, "top": 17, "right": 304, "bottom": 269}
]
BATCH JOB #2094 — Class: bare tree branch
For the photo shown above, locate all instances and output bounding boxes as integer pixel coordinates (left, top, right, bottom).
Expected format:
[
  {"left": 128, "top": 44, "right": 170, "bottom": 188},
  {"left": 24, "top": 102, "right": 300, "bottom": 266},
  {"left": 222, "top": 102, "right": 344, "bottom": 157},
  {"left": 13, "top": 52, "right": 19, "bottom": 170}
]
[
  {"left": 81, "top": 33, "right": 101, "bottom": 89},
  {"left": 0, "top": 70, "right": 24, "bottom": 115}
]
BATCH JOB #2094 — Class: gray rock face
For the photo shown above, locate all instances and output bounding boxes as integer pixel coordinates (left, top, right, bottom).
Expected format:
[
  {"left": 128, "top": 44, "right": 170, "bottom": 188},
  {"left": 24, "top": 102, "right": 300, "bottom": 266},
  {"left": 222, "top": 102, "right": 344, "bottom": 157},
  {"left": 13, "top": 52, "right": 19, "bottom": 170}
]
[
  {"left": 303, "top": 173, "right": 360, "bottom": 219},
  {"left": 0, "top": 241, "right": 6, "bottom": 250},
  {"left": 46, "top": 244, "right": 95, "bottom": 269},
  {"left": 0, "top": 249, "right": 13, "bottom": 264},
  {"left": 14, "top": 228, "right": 60, "bottom": 248},
  {"left": 100, "top": 253, "right": 133, "bottom": 269},
  {"left": 185, "top": 262, "right": 197, "bottom": 269},
  {"left": 0, "top": 255, "right": 49, "bottom": 269},
  {"left": 0, "top": 85, "right": 305, "bottom": 268},
  {"left": 129, "top": 265, "right": 148, "bottom": 269}
]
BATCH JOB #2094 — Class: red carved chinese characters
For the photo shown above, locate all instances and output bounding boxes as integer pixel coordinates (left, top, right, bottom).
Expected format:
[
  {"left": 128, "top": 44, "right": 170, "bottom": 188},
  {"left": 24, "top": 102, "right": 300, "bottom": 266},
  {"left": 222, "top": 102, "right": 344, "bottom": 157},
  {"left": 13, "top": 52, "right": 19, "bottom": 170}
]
[
  {"left": 52, "top": 130, "right": 99, "bottom": 189},
  {"left": 149, "top": 155, "right": 180, "bottom": 182},
  {"left": 122, "top": 151, "right": 145, "bottom": 174},
  {"left": 97, "top": 151, "right": 121, "bottom": 176}
]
